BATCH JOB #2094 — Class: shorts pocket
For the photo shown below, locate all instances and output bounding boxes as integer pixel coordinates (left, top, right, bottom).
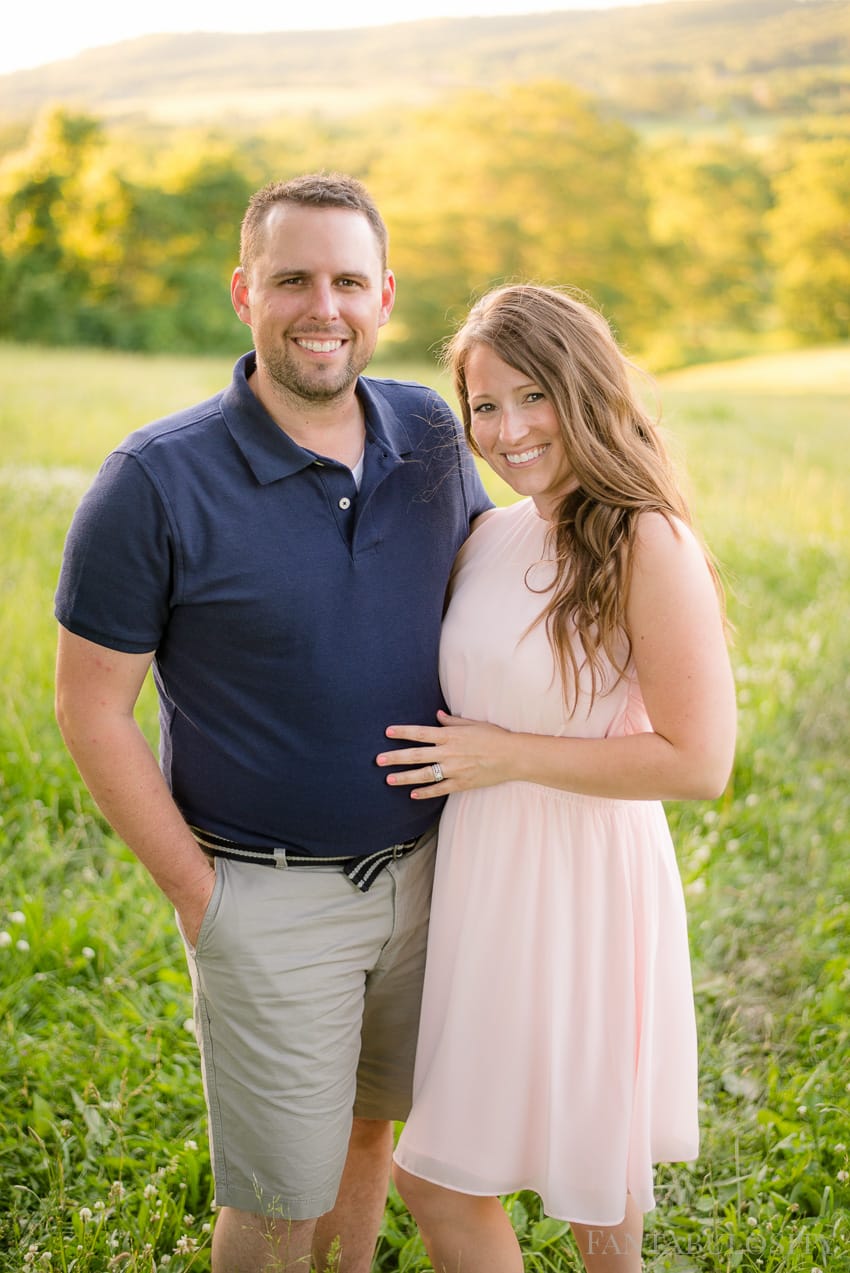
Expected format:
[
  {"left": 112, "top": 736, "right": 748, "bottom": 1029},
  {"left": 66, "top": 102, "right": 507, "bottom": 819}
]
[{"left": 178, "top": 860, "right": 227, "bottom": 957}]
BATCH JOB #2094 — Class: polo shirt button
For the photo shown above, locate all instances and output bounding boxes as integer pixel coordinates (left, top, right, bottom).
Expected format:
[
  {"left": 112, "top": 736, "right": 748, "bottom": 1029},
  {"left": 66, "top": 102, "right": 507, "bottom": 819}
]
[{"left": 338, "top": 496, "right": 351, "bottom": 510}]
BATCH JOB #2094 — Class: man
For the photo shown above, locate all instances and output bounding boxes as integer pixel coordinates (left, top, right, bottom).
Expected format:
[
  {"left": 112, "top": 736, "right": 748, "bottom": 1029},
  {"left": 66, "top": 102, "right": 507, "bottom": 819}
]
[{"left": 55, "top": 173, "right": 491, "bottom": 1273}]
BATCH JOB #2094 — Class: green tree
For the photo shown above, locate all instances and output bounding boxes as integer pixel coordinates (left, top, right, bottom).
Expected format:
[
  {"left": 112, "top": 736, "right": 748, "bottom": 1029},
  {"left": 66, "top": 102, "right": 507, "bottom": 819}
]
[
  {"left": 0, "top": 111, "right": 254, "bottom": 352},
  {"left": 642, "top": 136, "right": 773, "bottom": 358},
  {"left": 768, "top": 134, "right": 850, "bottom": 341},
  {"left": 367, "top": 83, "right": 659, "bottom": 357},
  {"left": 136, "top": 147, "right": 254, "bottom": 351},
  {"left": 0, "top": 108, "right": 106, "bottom": 343}
]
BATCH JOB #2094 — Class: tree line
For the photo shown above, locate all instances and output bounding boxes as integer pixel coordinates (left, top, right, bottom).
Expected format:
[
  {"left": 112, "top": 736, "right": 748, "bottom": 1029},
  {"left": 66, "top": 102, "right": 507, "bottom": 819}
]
[{"left": 0, "top": 87, "right": 847, "bottom": 367}]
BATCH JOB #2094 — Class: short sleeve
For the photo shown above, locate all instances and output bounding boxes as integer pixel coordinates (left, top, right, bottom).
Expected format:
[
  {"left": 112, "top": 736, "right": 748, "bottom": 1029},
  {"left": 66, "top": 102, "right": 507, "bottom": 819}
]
[{"left": 54, "top": 451, "right": 175, "bottom": 653}]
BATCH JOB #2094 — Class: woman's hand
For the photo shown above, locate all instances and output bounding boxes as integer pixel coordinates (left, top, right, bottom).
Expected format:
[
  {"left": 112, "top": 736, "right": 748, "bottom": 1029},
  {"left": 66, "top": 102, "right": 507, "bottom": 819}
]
[{"left": 376, "top": 710, "right": 515, "bottom": 799}]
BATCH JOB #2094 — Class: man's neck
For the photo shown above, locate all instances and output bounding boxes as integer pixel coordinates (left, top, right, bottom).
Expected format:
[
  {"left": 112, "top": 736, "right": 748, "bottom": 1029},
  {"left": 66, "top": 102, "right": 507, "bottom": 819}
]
[{"left": 248, "top": 364, "right": 366, "bottom": 467}]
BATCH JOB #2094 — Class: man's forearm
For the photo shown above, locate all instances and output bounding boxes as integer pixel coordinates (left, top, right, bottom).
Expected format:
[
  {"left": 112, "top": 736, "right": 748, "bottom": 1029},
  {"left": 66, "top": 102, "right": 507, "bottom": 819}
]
[{"left": 57, "top": 708, "right": 214, "bottom": 917}]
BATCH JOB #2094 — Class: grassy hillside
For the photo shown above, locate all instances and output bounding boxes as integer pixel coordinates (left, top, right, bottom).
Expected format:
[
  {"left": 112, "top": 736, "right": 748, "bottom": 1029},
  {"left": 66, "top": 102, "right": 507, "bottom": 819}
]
[{"left": 0, "top": 0, "right": 845, "bottom": 128}]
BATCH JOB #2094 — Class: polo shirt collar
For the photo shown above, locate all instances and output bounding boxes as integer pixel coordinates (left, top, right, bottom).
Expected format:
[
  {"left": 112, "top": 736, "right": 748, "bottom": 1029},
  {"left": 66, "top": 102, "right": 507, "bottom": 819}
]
[
  {"left": 220, "top": 352, "right": 414, "bottom": 486},
  {"left": 357, "top": 376, "right": 416, "bottom": 458}
]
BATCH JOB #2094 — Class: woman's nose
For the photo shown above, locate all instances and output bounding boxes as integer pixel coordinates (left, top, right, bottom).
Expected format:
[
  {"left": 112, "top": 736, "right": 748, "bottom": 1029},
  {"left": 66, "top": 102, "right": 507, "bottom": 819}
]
[{"left": 498, "top": 407, "right": 530, "bottom": 446}]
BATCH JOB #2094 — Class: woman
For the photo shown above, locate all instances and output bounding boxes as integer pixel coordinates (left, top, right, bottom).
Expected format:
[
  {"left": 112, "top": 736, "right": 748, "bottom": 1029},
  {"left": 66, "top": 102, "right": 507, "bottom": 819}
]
[{"left": 376, "top": 285, "right": 736, "bottom": 1272}]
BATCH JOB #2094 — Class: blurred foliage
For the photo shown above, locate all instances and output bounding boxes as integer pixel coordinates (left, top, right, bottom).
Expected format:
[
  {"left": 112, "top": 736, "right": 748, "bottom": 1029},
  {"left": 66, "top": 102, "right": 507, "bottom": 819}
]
[
  {"left": 369, "top": 83, "right": 659, "bottom": 354},
  {"left": 767, "top": 134, "right": 850, "bottom": 341},
  {"left": 0, "top": 84, "right": 847, "bottom": 365}
]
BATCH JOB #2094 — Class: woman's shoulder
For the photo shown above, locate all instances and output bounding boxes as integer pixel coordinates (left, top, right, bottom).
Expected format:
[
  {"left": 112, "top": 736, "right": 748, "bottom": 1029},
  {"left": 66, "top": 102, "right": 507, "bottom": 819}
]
[
  {"left": 629, "top": 510, "right": 714, "bottom": 598},
  {"left": 632, "top": 510, "right": 701, "bottom": 557},
  {"left": 471, "top": 498, "right": 537, "bottom": 534}
]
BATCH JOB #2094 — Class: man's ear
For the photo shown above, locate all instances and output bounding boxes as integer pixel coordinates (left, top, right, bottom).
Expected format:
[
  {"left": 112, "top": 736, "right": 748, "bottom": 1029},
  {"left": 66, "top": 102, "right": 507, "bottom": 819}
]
[
  {"left": 231, "top": 268, "right": 252, "bottom": 326},
  {"left": 378, "top": 270, "right": 396, "bottom": 328}
]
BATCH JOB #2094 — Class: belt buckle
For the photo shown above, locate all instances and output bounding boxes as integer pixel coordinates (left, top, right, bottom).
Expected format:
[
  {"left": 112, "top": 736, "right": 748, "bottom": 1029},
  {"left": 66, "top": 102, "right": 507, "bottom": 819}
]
[{"left": 391, "top": 837, "right": 417, "bottom": 860}]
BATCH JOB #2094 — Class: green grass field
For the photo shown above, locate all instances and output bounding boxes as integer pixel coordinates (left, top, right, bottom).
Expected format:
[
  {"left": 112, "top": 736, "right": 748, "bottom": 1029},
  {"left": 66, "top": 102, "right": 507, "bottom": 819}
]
[{"left": 1, "top": 340, "right": 848, "bottom": 1271}]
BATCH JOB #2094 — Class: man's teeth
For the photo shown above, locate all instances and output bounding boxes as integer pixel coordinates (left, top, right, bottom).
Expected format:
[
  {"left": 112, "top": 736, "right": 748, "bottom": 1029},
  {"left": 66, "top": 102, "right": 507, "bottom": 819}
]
[
  {"left": 505, "top": 445, "right": 548, "bottom": 466},
  {"left": 296, "top": 339, "right": 343, "bottom": 352}
]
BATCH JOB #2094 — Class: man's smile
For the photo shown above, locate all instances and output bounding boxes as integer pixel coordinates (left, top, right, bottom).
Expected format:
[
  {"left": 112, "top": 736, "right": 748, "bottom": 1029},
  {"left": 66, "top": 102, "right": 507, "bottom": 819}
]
[{"left": 293, "top": 337, "right": 346, "bottom": 353}]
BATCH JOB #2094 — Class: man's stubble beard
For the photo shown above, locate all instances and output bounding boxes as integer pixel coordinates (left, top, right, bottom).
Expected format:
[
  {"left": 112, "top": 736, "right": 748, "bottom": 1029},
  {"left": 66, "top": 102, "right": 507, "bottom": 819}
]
[{"left": 262, "top": 338, "right": 376, "bottom": 406}]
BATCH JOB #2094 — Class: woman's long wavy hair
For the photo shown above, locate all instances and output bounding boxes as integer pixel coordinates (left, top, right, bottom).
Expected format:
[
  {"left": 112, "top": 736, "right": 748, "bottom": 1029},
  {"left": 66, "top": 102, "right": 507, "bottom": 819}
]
[{"left": 445, "top": 284, "right": 722, "bottom": 710}]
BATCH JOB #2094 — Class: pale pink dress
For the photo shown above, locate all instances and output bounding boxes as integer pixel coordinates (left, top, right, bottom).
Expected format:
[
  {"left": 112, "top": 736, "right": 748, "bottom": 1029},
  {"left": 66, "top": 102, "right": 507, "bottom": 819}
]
[{"left": 393, "top": 498, "right": 699, "bottom": 1225}]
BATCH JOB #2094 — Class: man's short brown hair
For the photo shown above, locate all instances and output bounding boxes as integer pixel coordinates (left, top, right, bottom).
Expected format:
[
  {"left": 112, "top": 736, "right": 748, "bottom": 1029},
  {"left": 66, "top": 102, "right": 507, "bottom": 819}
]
[{"left": 239, "top": 172, "right": 389, "bottom": 277}]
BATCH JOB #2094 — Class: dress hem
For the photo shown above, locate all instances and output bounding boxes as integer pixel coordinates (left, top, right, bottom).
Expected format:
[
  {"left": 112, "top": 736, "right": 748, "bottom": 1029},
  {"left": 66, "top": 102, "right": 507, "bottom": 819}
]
[{"left": 392, "top": 1150, "right": 661, "bottom": 1227}]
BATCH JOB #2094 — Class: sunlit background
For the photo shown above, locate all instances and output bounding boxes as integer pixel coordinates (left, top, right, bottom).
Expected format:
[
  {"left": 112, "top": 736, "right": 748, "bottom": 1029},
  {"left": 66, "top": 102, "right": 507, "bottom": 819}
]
[
  {"left": 1, "top": 0, "right": 658, "bottom": 74},
  {"left": 0, "top": 0, "right": 846, "bottom": 371}
]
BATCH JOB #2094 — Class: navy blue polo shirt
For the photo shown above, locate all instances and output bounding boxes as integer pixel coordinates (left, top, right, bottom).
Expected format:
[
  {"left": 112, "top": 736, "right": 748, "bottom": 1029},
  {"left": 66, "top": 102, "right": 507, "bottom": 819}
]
[{"left": 56, "top": 352, "right": 491, "bottom": 857}]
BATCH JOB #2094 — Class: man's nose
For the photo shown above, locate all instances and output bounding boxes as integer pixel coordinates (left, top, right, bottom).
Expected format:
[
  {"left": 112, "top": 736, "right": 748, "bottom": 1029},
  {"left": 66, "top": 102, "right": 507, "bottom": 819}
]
[{"left": 306, "top": 281, "right": 339, "bottom": 323}]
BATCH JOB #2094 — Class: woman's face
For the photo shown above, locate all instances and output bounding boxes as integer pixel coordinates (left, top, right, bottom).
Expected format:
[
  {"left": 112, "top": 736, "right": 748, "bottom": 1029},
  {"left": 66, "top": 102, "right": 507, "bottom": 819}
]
[{"left": 465, "top": 343, "right": 577, "bottom": 521}]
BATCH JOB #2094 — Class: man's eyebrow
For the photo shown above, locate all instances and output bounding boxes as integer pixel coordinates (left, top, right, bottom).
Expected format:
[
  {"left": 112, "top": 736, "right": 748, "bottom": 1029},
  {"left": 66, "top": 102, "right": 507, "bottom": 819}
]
[{"left": 268, "top": 268, "right": 373, "bottom": 282}]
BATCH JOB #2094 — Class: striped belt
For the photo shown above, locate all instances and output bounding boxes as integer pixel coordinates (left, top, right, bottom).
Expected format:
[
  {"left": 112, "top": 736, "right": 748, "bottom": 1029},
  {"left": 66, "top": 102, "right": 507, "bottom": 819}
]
[{"left": 190, "top": 825, "right": 422, "bottom": 893}]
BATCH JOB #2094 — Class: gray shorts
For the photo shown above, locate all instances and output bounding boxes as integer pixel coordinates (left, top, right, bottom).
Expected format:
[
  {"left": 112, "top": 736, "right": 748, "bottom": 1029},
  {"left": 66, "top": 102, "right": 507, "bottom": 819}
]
[{"left": 179, "top": 828, "right": 436, "bottom": 1220}]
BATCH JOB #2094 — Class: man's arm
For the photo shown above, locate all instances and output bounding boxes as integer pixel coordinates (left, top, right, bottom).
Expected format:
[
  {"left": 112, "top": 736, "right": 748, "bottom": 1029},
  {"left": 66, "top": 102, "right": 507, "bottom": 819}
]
[{"left": 55, "top": 626, "right": 215, "bottom": 946}]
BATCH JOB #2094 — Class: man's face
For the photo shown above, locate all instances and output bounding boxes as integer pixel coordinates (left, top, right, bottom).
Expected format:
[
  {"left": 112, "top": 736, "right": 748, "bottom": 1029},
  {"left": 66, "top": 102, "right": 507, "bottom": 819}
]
[{"left": 231, "top": 203, "right": 395, "bottom": 405}]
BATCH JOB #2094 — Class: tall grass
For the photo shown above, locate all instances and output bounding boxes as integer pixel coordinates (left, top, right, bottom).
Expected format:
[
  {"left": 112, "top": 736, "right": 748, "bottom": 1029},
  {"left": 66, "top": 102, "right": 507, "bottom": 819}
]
[{"left": 1, "top": 340, "right": 848, "bottom": 1271}]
